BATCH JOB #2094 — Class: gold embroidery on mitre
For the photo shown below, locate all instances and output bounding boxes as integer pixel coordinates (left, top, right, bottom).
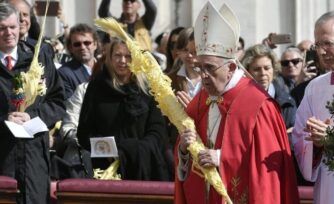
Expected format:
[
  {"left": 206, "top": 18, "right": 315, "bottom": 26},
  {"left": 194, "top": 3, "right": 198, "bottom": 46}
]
[
  {"left": 201, "top": 4, "right": 209, "bottom": 48},
  {"left": 197, "top": 4, "right": 236, "bottom": 58}
]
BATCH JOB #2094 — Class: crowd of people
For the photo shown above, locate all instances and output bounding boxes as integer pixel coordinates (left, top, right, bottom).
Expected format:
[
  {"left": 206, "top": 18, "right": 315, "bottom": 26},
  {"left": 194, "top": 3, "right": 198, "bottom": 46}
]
[{"left": 0, "top": 0, "right": 333, "bottom": 203}]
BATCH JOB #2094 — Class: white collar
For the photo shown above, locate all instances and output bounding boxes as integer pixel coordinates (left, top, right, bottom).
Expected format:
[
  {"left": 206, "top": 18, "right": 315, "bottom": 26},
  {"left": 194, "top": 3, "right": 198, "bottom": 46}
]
[
  {"left": 223, "top": 68, "right": 244, "bottom": 94},
  {"left": 0, "top": 46, "right": 18, "bottom": 61},
  {"left": 267, "top": 83, "right": 275, "bottom": 98},
  {"left": 176, "top": 65, "right": 187, "bottom": 78},
  {"left": 82, "top": 63, "right": 92, "bottom": 76}
]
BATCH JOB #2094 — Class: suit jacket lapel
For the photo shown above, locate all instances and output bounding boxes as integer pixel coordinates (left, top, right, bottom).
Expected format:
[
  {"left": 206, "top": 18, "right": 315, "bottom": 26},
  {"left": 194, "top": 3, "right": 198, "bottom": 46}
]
[
  {"left": 72, "top": 60, "right": 90, "bottom": 83},
  {"left": 15, "top": 42, "right": 34, "bottom": 71}
]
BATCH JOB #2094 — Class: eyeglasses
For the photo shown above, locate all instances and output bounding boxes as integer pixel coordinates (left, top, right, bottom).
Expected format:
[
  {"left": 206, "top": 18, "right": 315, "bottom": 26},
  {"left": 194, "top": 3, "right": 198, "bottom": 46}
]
[
  {"left": 72, "top": 41, "right": 93, "bottom": 48},
  {"left": 280, "top": 58, "right": 302, "bottom": 67},
  {"left": 314, "top": 40, "right": 334, "bottom": 50},
  {"left": 123, "top": 0, "right": 137, "bottom": 3},
  {"left": 194, "top": 61, "right": 231, "bottom": 76}
]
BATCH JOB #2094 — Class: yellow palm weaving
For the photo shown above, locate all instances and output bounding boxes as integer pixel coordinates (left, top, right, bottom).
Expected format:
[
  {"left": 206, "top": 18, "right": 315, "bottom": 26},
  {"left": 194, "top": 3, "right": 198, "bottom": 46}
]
[{"left": 18, "top": 0, "right": 49, "bottom": 111}]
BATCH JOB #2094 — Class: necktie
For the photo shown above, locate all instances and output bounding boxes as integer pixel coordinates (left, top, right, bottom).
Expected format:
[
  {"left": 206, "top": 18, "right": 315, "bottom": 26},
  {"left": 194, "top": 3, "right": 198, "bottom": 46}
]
[{"left": 5, "top": 55, "right": 13, "bottom": 71}]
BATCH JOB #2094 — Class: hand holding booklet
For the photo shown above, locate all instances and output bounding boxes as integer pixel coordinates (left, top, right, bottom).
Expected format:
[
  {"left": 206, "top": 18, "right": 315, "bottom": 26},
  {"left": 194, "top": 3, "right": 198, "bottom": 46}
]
[{"left": 5, "top": 117, "right": 48, "bottom": 138}]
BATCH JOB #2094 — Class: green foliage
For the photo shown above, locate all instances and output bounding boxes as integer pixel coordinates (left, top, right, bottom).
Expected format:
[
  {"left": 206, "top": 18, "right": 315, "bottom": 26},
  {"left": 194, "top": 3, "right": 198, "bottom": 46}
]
[
  {"left": 322, "top": 97, "right": 334, "bottom": 171},
  {"left": 13, "top": 74, "right": 24, "bottom": 90}
]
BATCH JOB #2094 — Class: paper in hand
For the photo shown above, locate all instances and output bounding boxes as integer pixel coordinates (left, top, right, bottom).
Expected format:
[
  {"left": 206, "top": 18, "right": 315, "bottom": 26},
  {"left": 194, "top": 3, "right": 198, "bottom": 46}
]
[{"left": 5, "top": 117, "right": 48, "bottom": 138}]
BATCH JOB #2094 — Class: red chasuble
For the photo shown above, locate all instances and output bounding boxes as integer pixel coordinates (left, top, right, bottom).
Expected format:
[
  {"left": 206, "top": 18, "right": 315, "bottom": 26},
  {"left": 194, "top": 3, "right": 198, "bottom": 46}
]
[{"left": 174, "top": 77, "right": 299, "bottom": 204}]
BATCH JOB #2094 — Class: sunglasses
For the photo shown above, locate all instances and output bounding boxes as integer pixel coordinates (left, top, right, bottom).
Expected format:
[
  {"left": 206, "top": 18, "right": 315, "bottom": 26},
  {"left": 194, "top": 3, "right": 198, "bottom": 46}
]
[
  {"left": 123, "top": 0, "right": 137, "bottom": 3},
  {"left": 72, "top": 41, "right": 93, "bottom": 48},
  {"left": 280, "top": 58, "right": 302, "bottom": 67}
]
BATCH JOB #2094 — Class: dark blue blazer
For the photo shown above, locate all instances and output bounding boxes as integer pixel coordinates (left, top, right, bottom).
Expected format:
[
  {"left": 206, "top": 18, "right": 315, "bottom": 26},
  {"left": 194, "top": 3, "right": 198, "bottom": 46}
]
[
  {"left": 58, "top": 59, "right": 90, "bottom": 99},
  {"left": 24, "top": 37, "right": 55, "bottom": 58}
]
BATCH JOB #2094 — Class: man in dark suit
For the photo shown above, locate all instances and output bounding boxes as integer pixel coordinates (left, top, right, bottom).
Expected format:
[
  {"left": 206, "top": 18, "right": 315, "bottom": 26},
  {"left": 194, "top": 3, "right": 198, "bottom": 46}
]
[
  {"left": 0, "top": 3, "right": 65, "bottom": 204},
  {"left": 58, "top": 24, "right": 99, "bottom": 99}
]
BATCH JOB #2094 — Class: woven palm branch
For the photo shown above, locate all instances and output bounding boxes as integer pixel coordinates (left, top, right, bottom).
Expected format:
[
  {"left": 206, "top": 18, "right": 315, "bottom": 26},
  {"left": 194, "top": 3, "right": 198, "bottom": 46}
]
[
  {"left": 18, "top": 0, "right": 49, "bottom": 111},
  {"left": 94, "top": 159, "right": 121, "bottom": 180}
]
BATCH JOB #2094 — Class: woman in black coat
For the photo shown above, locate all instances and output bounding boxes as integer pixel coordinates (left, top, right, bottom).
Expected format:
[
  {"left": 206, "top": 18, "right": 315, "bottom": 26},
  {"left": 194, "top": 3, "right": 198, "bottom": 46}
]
[{"left": 77, "top": 38, "right": 169, "bottom": 181}]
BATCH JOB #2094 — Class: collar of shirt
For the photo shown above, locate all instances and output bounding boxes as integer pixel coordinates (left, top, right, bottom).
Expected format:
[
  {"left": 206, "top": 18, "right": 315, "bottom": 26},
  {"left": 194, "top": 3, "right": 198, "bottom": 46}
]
[
  {"left": 21, "top": 34, "right": 28, "bottom": 41},
  {"left": 176, "top": 65, "right": 202, "bottom": 98},
  {"left": 82, "top": 63, "right": 92, "bottom": 76},
  {"left": 0, "top": 46, "right": 18, "bottom": 67},
  {"left": 223, "top": 68, "right": 244, "bottom": 94},
  {"left": 267, "top": 83, "right": 276, "bottom": 98}
]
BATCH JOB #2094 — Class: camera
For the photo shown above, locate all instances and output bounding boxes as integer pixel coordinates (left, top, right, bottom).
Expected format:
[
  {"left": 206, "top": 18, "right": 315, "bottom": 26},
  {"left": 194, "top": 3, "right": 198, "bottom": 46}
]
[{"left": 271, "top": 34, "right": 292, "bottom": 44}]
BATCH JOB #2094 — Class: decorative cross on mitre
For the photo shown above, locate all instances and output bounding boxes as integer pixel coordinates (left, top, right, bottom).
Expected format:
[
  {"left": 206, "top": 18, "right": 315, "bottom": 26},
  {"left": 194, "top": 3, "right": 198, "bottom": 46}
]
[{"left": 194, "top": 1, "right": 240, "bottom": 59}]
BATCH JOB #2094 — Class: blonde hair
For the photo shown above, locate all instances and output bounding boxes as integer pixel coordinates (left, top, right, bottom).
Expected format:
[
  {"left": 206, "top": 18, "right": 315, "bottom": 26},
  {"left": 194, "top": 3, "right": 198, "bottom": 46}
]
[
  {"left": 105, "top": 38, "right": 149, "bottom": 95},
  {"left": 241, "top": 44, "right": 281, "bottom": 75}
]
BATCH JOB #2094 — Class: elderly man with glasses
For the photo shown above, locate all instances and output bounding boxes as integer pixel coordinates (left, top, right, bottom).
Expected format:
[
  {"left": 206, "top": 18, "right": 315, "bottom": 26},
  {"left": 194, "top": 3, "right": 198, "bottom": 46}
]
[
  {"left": 98, "top": 0, "right": 156, "bottom": 51},
  {"left": 292, "top": 11, "right": 334, "bottom": 204},
  {"left": 174, "top": 2, "right": 299, "bottom": 204}
]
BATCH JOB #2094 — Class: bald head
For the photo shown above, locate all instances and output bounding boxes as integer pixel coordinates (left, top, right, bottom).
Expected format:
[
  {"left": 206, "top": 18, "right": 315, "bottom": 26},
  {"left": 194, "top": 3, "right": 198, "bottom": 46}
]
[
  {"left": 314, "top": 11, "right": 334, "bottom": 71},
  {"left": 297, "top": 39, "right": 313, "bottom": 53}
]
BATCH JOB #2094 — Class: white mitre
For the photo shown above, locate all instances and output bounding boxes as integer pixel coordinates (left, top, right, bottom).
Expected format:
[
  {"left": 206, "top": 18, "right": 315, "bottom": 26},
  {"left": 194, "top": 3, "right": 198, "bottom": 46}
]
[{"left": 194, "top": 1, "right": 240, "bottom": 59}]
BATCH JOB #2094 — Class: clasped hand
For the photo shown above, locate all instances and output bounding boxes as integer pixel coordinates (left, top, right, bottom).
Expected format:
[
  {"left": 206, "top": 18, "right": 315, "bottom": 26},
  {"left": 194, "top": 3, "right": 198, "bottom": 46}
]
[
  {"left": 8, "top": 112, "right": 31, "bottom": 125},
  {"left": 304, "top": 117, "right": 331, "bottom": 147}
]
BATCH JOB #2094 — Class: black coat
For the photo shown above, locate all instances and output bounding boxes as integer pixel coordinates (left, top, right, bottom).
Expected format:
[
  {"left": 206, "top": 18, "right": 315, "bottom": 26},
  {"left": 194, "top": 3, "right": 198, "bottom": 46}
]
[
  {"left": 77, "top": 69, "right": 169, "bottom": 181},
  {"left": 290, "top": 79, "right": 312, "bottom": 107},
  {"left": 0, "top": 41, "right": 65, "bottom": 204}
]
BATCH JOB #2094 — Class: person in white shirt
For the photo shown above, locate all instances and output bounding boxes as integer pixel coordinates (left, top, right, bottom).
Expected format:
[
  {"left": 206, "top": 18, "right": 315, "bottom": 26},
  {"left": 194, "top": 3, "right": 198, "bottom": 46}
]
[{"left": 168, "top": 28, "right": 201, "bottom": 108}]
